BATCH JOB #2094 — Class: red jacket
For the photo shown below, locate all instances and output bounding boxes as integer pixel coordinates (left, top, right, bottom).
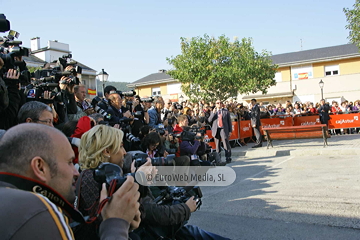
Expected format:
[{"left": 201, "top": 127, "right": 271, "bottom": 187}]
[
  {"left": 71, "top": 116, "right": 92, "bottom": 164},
  {"left": 173, "top": 124, "right": 183, "bottom": 157}
]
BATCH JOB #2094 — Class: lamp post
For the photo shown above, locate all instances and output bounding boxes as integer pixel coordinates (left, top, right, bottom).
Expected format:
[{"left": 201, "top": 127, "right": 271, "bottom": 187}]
[
  {"left": 319, "top": 79, "right": 324, "bottom": 100},
  {"left": 179, "top": 94, "right": 184, "bottom": 103},
  {"left": 97, "top": 69, "right": 109, "bottom": 98}
]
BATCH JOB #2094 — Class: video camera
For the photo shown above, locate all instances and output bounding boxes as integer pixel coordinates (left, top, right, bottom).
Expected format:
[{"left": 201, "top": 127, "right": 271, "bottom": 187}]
[
  {"left": 133, "top": 152, "right": 175, "bottom": 168},
  {"left": 154, "top": 185, "right": 202, "bottom": 210},
  {"left": 0, "top": 16, "right": 31, "bottom": 86},
  {"left": 94, "top": 162, "right": 147, "bottom": 198},
  {"left": 24, "top": 54, "right": 82, "bottom": 102}
]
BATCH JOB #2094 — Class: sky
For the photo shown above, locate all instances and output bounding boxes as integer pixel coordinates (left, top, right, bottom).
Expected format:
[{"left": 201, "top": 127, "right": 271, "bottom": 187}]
[{"left": 0, "top": 0, "right": 356, "bottom": 83}]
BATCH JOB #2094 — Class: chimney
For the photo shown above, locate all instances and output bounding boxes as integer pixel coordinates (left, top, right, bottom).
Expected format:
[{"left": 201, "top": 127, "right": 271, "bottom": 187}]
[
  {"left": 158, "top": 69, "right": 166, "bottom": 73},
  {"left": 31, "top": 37, "right": 40, "bottom": 51}
]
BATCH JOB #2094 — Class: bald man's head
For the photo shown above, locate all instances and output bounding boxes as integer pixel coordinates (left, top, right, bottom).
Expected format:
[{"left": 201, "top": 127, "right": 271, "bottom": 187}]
[{"left": 0, "top": 123, "right": 64, "bottom": 176}]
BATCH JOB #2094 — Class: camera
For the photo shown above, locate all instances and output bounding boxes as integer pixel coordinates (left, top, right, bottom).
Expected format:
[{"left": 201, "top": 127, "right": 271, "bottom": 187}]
[
  {"left": 154, "top": 185, "right": 202, "bottom": 210},
  {"left": 126, "top": 132, "right": 140, "bottom": 143},
  {"left": 140, "top": 97, "right": 154, "bottom": 103},
  {"left": 93, "top": 162, "right": 147, "bottom": 198},
  {"left": 122, "top": 90, "right": 136, "bottom": 97},
  {"left": 0, "top": 14, "right": 10, "bottom": 33},
  {"left": 155, "top": 124, "right": 166, "bottom": 136},
  {"left": 133, "top": 152, "right": 175, "bottom": 168},
  {"left": 0, "top": 20, "right": 31, "bottom": 86},
  {"left": 91, "top": 96, "right": 112, "bottom": 121}
]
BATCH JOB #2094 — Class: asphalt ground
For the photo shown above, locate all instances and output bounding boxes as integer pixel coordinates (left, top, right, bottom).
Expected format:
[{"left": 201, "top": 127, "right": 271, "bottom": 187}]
[{"left": 188, "top": 151, "right": 360, "bottom": 240}]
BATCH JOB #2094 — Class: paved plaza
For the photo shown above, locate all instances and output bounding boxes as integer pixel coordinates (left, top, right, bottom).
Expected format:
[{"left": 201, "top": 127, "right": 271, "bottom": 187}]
[{"left": 189, "top": 134, "right": 360, "bottom": 239}]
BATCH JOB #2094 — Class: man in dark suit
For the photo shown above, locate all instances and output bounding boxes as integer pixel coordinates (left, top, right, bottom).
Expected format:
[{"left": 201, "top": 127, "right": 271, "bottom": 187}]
[
  {"left": 318, "top": 99, "right": 330, "bottom": 125},
  {"left": 208, "top": 99, "right": 232, "bottom": 163},
  {"left": 250, "top": 98, "right": 262, "bottom": 148}
]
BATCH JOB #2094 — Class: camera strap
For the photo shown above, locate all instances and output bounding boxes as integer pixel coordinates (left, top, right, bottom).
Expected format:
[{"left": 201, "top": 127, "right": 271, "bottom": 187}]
[{"left": 0, "top": 172, "right": 85, "bottom": 223}]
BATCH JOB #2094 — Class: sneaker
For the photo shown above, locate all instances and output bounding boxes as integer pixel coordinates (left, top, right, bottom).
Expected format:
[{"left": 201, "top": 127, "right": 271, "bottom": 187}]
[{"left": 226, "top": 158, "right": 232, "bottom": 163}]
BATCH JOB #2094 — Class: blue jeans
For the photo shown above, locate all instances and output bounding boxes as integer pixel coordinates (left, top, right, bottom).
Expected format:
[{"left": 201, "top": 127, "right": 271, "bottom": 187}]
[{"left": 176, "top": 224, "right": 231, "bottom": 240}]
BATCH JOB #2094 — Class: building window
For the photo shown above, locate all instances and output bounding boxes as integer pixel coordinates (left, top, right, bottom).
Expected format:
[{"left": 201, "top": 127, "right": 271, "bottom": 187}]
[
  {"left": 274, "top": 72, "right": 282, "bottom": 82},
  {"left": 324, "top": 65, "right": 339, "bottom": 76},
  {"left": 152, "top": 87, "right": 161, "bottom": 96}
]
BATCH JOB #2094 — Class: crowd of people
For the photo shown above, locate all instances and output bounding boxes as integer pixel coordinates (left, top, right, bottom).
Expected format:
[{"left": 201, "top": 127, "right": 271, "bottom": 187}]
[
  {"left": 0, "top": 65, "right": 234, "bottom": 239},
  {"left": 1, "top": 59, "right": 359, "bottom": 239}
]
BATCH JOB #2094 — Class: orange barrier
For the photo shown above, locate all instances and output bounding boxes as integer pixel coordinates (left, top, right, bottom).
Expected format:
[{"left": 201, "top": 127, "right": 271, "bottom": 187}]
[
  {"left": 328, "top": 113, "right": 360, "bottom": 129},
  {"left": 260, "top": 117, "right": 293, "bottom": 134},
  {"left": 229, "top": 121, "right": 240, "bottom": 140},
  {"left": 293, "top": 115, "right": 321, "bottom": 126},
  {"left": 202, "top": 114, "right": 360, "bottom": 148},
  {"left": 239, "top": 120, "right": 252, "bottom": 139}
]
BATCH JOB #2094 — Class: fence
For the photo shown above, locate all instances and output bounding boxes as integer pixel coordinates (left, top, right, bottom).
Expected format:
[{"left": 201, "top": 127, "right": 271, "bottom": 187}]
[{"left": 204, "top": 113, "right": 360, "bottom": 149}]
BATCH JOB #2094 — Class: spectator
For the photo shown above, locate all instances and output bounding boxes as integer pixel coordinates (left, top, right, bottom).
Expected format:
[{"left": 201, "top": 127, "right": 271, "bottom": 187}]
[{"left": 148, "top": 97, "right": 164, "bottom": 128}]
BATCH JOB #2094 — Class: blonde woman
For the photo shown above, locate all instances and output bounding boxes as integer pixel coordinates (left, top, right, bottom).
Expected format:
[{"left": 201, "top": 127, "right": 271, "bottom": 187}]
[
  {"left": 75, "top": 125, "right": 149, "bottom": 240},
  {"left": 79, "top": 125, "right": 127, "bottom": 170}
]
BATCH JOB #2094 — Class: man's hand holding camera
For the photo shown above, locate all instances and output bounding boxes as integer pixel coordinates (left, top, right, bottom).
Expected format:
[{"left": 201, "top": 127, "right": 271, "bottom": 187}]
[
  {"left": 5, "top": 69, "right": 20, "bottom": 80},
  {"left": 59, "top": 76, "right": 75, "bottom": 93},
  {"left": 185, "top": 196, "right": 197, "bottom": 213},
  {"left": 100, "top": 176, "right": 140, "bottom": 224}
]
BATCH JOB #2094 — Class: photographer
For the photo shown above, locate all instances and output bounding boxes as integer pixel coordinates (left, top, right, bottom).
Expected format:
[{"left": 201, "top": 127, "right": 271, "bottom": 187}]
[
  {"left": 164, "top": 131, "right": 190, "bottom": 167},
  {"left": 68, "top": 85, "right": 94, "bottom": 121},
  {"left": 75, "top": 125, "right": 152, "bottom": 240},
  {"left": 0, "top": 123, "right": 141, "bottom": 240},
  {"left": 59, "top": 75, "right": 78, "bottom": 118},
  {"left": 140, "top": 132, "right": 168, "bottom": 158},
  {"left": 0, "top": 68, "right": 21, "bottom": 129},
  {"left": 173, "top": 114, "right": 188, "bottom": 134},
  {"left": 179, "top": 130, "right": 211, "bottom": 166},
  {"left": 96, "top": 85, "right": 117, "bottom": 112},
  {"left": 137, "top": 186, "right": 230, "bottom": 239},
  {"left": 131, "top": 95, "right": 152, "bottom": 137},
  {"left": 106, "top": 93, "right": 133, "bottom": 125}
]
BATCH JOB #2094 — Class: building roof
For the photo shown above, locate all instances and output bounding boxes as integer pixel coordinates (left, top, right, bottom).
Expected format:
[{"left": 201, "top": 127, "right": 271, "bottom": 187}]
[
  {"left": 271, "top": 44, "right": 360, "bottom": 66},
  {"left": 128, "top": 72, "right": 175, "bottom": 87},
  {"left": 242, "top": 91, "right": 294, "bottom": 100},
  {"left": 129, "top": 44, "right": 360, "bottom": 87},
  {"left": 23, "top": 55, "right": 47, "bottom": 64},
  {"left": 74, "top": 60, "right": 96, "bottom": 72}
]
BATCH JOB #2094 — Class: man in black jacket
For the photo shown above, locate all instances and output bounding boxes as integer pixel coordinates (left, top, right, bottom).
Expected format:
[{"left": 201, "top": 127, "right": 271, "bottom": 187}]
[
  {"left": 0, "top": 69, "right": 21, "bottom": 129},
  {"left": 107, "top": 93, "right": 133, "bottom": 125},
  {"left": 137, "top": 186, "right": 231, "bottom": 240},
  {"left": 318, "top": 99, "right": 330, "bottom": 125},
  {"left": 0, "top": 123, "right": 141, "bottom": 240},
  {"left": 250, "top": 98, "right": 262, "bottom": 148}
]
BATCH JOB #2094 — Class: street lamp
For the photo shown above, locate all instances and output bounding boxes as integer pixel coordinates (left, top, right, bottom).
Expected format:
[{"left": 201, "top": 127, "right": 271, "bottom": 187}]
[
  {"left": 179, "top": 94, "right": 184, "bottom": 103},
  {"left": 319, "top": 79, "right": 324, "bottom": 100},
  {"left": 97, "top": 69, "right": 109, "bottom": 97}
]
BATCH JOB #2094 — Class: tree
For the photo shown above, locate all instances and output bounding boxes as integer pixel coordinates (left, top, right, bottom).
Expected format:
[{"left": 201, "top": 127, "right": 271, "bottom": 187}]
[
  {"left": 344, "top": 0, "right": 360, "bottom": 48},
  {"left": 166, "top": 34, "right": 277, "bottom": 102}
]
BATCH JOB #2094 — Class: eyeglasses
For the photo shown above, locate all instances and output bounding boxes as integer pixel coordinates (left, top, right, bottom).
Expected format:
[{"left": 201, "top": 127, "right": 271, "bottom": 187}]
[
  {"left": 216, "top": 102, "right": 222, "bottom": 104},
  {"left": 167, "top": 102, "right": 172, "bottom": 104},
  {"left": 35, "top": 119, "right": 53, "bottom": 125}
]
